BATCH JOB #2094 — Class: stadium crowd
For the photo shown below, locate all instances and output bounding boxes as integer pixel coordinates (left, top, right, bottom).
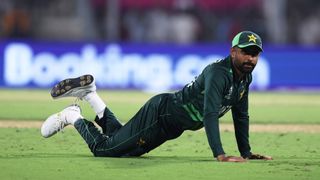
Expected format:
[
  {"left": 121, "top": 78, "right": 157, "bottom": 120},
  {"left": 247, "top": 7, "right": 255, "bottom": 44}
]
[{"left": 0, "top": 0, "right": 320, "bottom": 46}]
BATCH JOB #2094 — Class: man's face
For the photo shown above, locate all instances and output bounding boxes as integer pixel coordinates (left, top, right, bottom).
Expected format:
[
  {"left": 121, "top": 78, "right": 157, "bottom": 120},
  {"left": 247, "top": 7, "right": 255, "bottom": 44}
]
[{"left": 231, "top": 46, "right": 261, "bottom": 74}]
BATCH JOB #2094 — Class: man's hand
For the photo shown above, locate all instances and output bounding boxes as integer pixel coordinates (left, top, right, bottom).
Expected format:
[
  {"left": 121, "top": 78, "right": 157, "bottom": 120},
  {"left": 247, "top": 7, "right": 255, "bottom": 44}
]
[
  {"left": 246, "top": 153, "right": 273, "bottom": 160},
  {"left": 217, "top": 154, "right": 247, "bottom": 162}
]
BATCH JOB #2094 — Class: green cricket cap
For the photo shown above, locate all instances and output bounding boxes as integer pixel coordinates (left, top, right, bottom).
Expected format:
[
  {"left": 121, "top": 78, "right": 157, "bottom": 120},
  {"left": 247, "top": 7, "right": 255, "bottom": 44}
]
[{"left": 232, "top": 31, "right": 263, "bottom": 51}]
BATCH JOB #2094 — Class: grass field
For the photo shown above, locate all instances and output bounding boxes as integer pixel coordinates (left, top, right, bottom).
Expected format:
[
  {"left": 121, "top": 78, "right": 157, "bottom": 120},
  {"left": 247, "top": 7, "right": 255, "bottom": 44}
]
[
  {"left": 1, "top": 89, "right": 320, "bottom": 124},
  {"left": 0, "top": 89, "right": 320, "bottom": 180}
]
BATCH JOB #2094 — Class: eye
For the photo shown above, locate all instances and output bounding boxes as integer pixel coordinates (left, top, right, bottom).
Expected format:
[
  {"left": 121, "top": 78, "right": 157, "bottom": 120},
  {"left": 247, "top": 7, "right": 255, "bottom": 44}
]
[{"left": 241, "top": 49, "right": 259, "bottom": 56}]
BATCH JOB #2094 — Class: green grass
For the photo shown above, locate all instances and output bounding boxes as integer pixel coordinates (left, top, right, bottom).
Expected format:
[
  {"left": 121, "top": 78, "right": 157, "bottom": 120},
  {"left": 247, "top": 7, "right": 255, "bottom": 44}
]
[
  {"left": 0, "top": 128, "right": 319, "bottom": 180},
  {"left": 1, "top": 89, "right": 320, "bottom": 179},
  {"left": 0, "top": 89, "right": 150, "bottom": 121},
  {"left": 0, "top": 89, "right": 320, "bottom": 124}
]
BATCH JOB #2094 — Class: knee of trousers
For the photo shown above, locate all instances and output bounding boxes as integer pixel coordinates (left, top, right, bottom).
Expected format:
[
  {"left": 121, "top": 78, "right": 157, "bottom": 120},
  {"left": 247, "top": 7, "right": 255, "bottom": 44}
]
[
  {"left": 90, "top": 139, "right": 147, "bottom": 157},
  {"left": 92, "top": 147, "right": 145, "bottom": 157},
  {"left": 85, "top": 137, "right": 121, "bottom": 157},
  {"left": 91, "top": 146, "right": 122, "bottom": 157},
  {"left": 90, "top": 139, "right": 137, "bottom": 157}
]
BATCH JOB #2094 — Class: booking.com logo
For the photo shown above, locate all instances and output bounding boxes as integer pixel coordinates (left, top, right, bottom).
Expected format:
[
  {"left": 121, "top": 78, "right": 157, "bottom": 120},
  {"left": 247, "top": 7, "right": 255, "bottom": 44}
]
[{"left": 3, "top": 43, "right": 270, "bottom": 91}]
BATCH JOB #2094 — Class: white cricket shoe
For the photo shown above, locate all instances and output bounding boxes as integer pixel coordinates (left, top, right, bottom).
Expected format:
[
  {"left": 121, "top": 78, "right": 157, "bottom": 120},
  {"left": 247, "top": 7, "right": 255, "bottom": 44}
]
[
  {"left": 50, "top": 74, "right": 96, "bottom": 99},
  {"left": 41, "top": 104, "right": 83, "bottom": 138}
]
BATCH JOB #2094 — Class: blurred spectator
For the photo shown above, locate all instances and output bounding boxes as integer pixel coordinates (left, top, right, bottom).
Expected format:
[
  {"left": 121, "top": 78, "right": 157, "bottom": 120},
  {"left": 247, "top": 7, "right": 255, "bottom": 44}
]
[
  {"left": 0, "top": 0, "right": 319, "bottom": 46},
  {"left": 90, "top": 0, "right": 107, "bottom": 39},
  {"left": 122, "top": 9, "right": 146, "bottom": 42},
  {"left": 298, "top": 10, "right": 320, "bottom": 46},
  {"left": 168, "top": 9, "right": 200, "bottom": 44},
  {"left": 286, "top": 0, "right": 320, "bottom": 45},
  {"left": 145, "top": 8, "right": 170, "bottom": 43},
  {"left": 2, "top": 5, "right": 31, "bottom": 38}
]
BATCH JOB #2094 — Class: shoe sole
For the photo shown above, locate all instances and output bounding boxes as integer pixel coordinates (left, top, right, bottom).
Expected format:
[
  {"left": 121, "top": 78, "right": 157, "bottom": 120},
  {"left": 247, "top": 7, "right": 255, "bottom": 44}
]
[{"left": 51, "top": 74, "right": 94, "bottom": 99}]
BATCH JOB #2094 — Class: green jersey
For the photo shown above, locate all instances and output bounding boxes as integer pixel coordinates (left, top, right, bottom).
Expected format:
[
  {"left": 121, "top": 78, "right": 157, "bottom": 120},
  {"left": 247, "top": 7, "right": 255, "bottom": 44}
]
[{"left": 175, "top": 56, "right": 252, "bottom": 158}]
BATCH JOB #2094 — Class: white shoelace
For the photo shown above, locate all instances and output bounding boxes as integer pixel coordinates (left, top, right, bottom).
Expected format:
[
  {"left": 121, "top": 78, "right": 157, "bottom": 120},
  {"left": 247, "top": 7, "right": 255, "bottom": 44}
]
[{"left": 54, "top": 113, "right": 66, "bottom": 133}]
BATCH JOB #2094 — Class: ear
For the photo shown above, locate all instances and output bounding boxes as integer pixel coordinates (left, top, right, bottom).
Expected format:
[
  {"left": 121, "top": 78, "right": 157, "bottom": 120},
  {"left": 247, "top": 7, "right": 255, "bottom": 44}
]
[{"left": 230, "top": 47, "right": 237, "bottom": 59}]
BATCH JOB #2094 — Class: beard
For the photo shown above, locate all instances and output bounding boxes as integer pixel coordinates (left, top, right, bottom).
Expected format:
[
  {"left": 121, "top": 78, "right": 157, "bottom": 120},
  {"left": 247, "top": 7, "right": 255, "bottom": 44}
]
[{"left": 239, "top": 62, "right": 256, "bottom": 73}]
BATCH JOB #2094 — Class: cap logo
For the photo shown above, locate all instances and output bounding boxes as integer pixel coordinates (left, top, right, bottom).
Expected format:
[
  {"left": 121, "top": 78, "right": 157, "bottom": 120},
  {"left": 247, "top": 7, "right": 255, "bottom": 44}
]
[{"left": 248, "top": 34, "right": 257, "bottom": 43}]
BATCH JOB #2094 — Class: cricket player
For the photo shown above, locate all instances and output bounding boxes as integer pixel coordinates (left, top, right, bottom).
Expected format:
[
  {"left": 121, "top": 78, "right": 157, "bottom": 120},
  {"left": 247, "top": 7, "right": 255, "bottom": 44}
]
[{"left": 41, "top": 31, "right": 272, "bottom": 162}]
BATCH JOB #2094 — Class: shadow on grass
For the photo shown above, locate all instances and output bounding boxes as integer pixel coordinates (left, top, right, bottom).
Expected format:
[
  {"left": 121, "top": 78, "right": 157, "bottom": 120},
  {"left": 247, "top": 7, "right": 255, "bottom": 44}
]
[
  {"left": 6, "top": 153, "right": 317, "bottom": 161},
  {"left": 125, "top": 155, "right": 212, "bottom": 162},
  {"left": 3, "top": 153, "right": 318, "bottom": 170},
  {"left": 90, "top": 155, "right": 214, "bottom": 169},
  {"left": 1, "top": 153, "right": 209, "bottom": 160},
  {"left": 0, "top": 153, "right": 213, "bottom": 168}
]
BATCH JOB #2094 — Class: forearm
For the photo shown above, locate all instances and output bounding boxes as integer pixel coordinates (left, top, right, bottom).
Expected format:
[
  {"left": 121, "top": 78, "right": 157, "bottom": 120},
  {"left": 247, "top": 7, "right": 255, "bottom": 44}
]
[
  {"left": 203, "top": 114, "right": 225, "bottom": 157},
  {"left": 232, "top": 95, "right": 251, "bottom": 157},
  {"left": 234, "top": 118, "right": 251, "bottom": 157}
]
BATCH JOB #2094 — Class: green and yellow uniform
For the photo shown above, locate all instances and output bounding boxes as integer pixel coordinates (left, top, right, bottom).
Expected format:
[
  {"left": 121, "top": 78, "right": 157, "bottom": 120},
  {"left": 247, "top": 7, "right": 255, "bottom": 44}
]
[
  {"left": 174, "top": 55, "right": 252, "bottom": 157},
  {"left": 74, "top": 55, "right": 253, "bottom": 158}
]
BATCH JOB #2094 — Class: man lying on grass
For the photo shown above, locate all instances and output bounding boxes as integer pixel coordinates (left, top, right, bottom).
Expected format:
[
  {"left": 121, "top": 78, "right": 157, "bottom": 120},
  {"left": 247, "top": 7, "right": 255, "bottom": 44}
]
[{"left": 41, "top": 31, "right": 272, "bottom": 162}]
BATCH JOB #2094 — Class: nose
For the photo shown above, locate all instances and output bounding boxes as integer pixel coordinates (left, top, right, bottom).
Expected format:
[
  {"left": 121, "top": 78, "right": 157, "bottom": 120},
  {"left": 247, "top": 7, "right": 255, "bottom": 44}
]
[
  {"left": 245, "top": 55, "right": 253, "bottom": 63},
  {"left": 247, "top": 54, "right": 256, "bottom": 62}
]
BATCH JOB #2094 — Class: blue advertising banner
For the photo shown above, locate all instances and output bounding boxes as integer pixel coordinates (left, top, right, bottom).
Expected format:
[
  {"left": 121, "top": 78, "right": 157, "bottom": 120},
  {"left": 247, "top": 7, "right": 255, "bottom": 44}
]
[{"left": 1, "top": 41, "right": 320, "bottom": 91}]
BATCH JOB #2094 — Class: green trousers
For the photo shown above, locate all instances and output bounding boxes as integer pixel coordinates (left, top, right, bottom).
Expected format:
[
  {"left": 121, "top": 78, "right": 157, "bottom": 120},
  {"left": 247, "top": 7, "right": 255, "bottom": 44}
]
[{"left": 74, "top": 93, "right": 199, "bottom": 157}]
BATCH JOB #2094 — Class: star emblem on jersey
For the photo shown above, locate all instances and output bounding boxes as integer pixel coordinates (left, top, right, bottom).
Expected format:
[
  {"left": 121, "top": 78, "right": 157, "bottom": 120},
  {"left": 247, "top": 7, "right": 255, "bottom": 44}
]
[{"left": 248, "top": 34, "right": 257, "bottom": 43}]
